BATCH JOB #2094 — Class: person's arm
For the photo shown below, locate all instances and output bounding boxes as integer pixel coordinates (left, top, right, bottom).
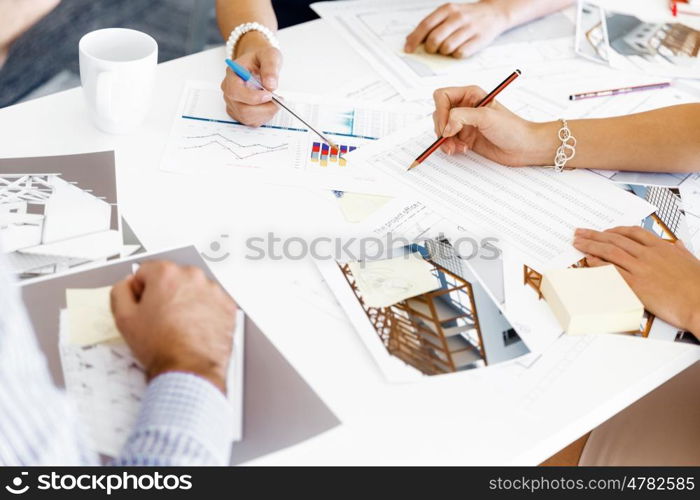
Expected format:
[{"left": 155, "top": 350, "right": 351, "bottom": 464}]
[
  {"left": 110, "top": 261, "right": 238, "bottom": 465},
  {"left": 0, "top": 254, "right": 97, "bottom": 465},
  {"left": 216, "top": 0, "right": 282, "bottom": 126},
  {"left": 433, "top": 85, "right": 700, "bottom": 172},
  {"left": 572, "top": 227, "right": 700, "bottom": 338},
  {"left": 216, "top": 0, "right": 277, "bottom": 52},
  {"left": 404, "top": 0, "right": 574, "bottom": 58}
]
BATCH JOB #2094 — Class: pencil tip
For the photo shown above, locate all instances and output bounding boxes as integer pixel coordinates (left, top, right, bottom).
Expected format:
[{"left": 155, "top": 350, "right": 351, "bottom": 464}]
[{"left": 407, "top": 161, "right": 419, "bottom": 171}]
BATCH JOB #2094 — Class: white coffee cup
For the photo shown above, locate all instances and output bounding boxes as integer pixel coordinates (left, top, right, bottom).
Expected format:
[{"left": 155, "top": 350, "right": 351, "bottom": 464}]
[{"left": 79, "top": 28, "right": 158, "bottom": 134}]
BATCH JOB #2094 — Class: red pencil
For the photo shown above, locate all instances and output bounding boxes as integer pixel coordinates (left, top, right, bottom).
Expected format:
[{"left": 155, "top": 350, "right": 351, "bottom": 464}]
[{"left": 407, "top": 69, "right": 521, "bottom": 171}]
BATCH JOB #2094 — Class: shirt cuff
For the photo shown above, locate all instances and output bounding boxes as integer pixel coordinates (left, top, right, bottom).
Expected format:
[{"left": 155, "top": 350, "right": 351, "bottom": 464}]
[{"left": 136, "top": 372, "right": 235, "bottom": 464}]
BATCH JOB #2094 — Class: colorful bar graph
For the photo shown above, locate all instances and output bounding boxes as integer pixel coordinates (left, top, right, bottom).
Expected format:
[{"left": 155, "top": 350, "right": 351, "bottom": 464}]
[
  {"left": 311, "top": 142, "right": 321, "bottom": 162},
  {"left": 309, "top": 143, "right": 357, "bottom": 167},
  {"left": 320, "top": 143, "right": 329, "bottom": 167}
]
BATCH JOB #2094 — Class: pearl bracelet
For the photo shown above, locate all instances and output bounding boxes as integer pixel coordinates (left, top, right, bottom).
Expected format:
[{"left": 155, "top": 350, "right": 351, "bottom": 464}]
[
  {"left": 226, "top": 22, "right": 280, "bottom": 59},
  {"left": 553, "top": 119, "right": 576, "bottom": 173}
]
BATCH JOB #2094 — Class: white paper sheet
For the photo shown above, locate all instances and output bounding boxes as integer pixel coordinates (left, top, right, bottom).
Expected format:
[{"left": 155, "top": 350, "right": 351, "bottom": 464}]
[
  {"left": 312, "top": 0, "right": 577, "bottom": 99},
  {"left": 501, "top": 249, "right": 564, "bottom": 354},
  {"left": 349, "top": 119, "right": 655, "bottom": 269},
  {"left": 680, "top": 173, "right": 700, "bottom": 257},
  {"left": 160, "top": 81, "right": 426, "bottom": 194},
  {"left": 59, "top": 308, "right": 245, "bottom": 456}
]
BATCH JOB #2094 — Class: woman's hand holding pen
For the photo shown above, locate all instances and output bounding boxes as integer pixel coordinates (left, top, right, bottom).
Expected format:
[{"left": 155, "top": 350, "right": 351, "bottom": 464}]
[
  {"left": 221, "top": 31, "right": 282, "bottom": 126},
  {"left": 432, "top": 85, "right": 560, "bottom": 166}
]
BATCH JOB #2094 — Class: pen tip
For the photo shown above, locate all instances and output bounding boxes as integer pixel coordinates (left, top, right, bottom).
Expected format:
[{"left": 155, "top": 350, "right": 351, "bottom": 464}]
[{"left": 407, "top": 161, "right": 419, "bottom": 171}]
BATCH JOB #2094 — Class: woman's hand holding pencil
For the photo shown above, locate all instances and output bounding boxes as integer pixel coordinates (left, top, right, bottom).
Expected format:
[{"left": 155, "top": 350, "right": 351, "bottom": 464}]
[
  {"left": 421, "top": 82, "right": 564, "bottom": 169},
  {"left": 429, "top": 85, "right": 557, "bottom": 167}
]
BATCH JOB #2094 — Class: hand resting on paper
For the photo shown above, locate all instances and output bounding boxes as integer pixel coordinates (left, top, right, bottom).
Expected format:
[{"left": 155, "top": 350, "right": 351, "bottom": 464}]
[
  {"left": 573, "top": 226, "right": 700, "bottom": 337},
  {"left": 404, "top": 0, "right": 575, "bottom": 59},
  {"left": 404, "top": 1, "right": 510, "bottom": 58},
  {"left": 110, "top": 261, "right": 238, "bottom": 393},
  {"left": 431, "top": 85, "right": 700, "bottom": 171}
]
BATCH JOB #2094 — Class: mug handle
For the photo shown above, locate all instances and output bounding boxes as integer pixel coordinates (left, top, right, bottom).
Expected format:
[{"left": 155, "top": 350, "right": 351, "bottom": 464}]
[{"left": 95, "top": 71, "right": 113, "bottom": 122}]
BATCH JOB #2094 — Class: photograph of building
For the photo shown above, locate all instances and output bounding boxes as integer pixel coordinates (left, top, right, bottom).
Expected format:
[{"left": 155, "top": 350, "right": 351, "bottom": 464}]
[
  {"left": 0, "top": 152, "right": 142, "bottom": 280},
  {"left": 607, "top": 14, "right": 700, "bottom": 62},
  {"left": 340, "top": 238, "right": 528, "bottom": 377}
]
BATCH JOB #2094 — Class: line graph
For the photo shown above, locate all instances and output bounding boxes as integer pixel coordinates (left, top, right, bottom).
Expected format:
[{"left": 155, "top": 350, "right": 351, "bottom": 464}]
[{"left": 182, "top": 132, "right": 288, "bottom": 160}]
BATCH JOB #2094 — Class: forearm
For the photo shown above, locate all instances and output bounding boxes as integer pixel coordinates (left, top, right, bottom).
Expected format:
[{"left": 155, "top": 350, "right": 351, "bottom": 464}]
[
  {"left": 529, "top": 104, "right": 700, "bottom": 172},
  {"left": 215, "top": 0, "right": 277, "bottom": 39},
  {"left": 486, "top": 0, "right": 574, "bottom": 28}
]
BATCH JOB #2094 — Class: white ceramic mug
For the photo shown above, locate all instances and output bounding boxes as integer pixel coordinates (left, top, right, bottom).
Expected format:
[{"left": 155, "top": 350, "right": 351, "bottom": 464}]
[{"left": 79, "top": 28, "right": 158, "bottom": 134}]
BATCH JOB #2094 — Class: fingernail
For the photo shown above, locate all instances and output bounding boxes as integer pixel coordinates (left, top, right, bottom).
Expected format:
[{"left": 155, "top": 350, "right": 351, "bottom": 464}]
[
  {"left": 574, "top": 228, "right": 586, "bottom": 236},
  {"left": 264, "top": 77, "right": 277, "bottom": 89},
  {"left": 443, "top": 123, "right": 454, "bottom": 136}
]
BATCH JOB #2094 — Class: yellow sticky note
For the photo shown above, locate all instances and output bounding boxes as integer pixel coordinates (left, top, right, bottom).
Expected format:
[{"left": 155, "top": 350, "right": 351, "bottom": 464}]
[
  {"left": 541, "top": 265, "right": 644, "bottom": 335},
  {"left": 66, "top": 287, "right": 121, "bottom": 346},
  {"left": 348, "top": 252, "right": 441, "bottom": 308},
  {"left": 400, "top": 45, "right": 459, "bottom": 72},
  {"left": 337, "top": 192, "right": 392, "bottom": 223}
]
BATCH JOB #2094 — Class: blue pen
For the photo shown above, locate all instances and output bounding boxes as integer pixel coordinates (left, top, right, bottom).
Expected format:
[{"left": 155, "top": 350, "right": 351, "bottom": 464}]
[{"left": 225, "top": 58, "right": 337, "bottom": 149}]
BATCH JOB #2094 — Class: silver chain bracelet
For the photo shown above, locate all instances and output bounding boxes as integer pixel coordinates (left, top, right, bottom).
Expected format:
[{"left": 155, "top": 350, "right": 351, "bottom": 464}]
[{"left": 553, "top": 119, "right": 576, "bottom": 172}]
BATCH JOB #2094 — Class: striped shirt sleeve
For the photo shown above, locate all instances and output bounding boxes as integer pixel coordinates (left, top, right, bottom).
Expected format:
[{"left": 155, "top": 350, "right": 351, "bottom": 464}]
[{"left": 113, "top": 372, "right": 234, "bottom": 466}]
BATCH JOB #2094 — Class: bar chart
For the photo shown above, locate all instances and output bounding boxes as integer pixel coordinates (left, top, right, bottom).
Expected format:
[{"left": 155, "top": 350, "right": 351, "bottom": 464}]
[{"left": 310, "top": 142, "right": 357, "bottom": 167}]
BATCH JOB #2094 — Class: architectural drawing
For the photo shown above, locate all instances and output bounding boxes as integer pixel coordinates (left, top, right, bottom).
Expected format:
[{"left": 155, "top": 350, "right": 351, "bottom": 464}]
[{"left": 0, "top": 173, "right": 122, "bottom": 279}]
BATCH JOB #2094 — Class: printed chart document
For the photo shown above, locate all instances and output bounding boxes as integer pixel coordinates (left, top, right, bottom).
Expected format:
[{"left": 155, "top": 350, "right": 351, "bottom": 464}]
[
  {"left": 161, "top": 81, "right": 425, "bottom": 194},
  {"left": 312, "top": 0, "right": 576, "bottom": 99},
  {"left": 349, "top": 118, "right": 654, "bottom": 269}
]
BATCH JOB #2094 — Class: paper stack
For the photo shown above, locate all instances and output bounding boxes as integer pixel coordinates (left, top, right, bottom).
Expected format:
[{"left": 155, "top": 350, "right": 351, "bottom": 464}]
[{"left": 541, "top": 265, "right": 644, "bottom": 335}]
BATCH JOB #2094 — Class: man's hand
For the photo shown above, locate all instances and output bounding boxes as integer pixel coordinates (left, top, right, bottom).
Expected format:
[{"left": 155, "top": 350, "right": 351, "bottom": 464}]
[
  {"left": 404, "top": 1, "right": 510, "bottom": 59},
  {"left": 573, "top": 227, "right": 700, "bottom": 337},
  {"left": 110, "top": 261, "right": 238, "bottom": 393},
  {"left": 220, "top": 31, "right": 282, "bottom": 127}
]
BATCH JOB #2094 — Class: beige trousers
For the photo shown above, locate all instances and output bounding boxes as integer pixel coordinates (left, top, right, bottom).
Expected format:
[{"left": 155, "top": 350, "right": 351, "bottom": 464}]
[{"left": 579, "top": 361, "right": 700, "bottom": 466}]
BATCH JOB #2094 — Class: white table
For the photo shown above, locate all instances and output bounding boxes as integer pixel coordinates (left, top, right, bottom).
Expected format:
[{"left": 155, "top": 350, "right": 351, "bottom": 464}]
[{"left": 1, "top": 17, "right": 697, "bottom": 465}]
